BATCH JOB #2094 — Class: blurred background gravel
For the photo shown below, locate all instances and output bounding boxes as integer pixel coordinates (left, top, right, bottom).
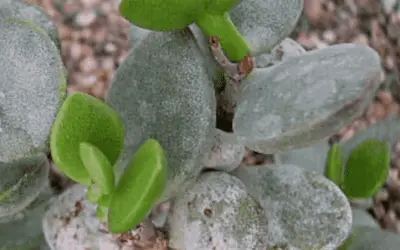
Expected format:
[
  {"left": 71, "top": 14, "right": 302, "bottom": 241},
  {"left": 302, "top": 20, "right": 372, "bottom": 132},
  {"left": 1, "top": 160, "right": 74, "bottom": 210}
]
[{"left": 26, "top": 0, "right": 400, "bottom": 235}]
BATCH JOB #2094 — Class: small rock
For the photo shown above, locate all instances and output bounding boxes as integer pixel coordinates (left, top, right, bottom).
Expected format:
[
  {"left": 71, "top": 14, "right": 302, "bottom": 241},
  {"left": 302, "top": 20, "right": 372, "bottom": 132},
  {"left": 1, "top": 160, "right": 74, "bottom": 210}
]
[{"left": 75, "top": 10, "right": 97, "bottom": 27}]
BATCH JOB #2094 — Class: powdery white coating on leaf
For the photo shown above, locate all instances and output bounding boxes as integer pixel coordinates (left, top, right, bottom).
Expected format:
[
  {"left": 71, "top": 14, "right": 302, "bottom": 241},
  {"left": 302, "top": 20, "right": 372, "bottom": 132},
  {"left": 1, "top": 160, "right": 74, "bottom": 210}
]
[
  {"left": 0, "top": 154, "right": 50, "bottom": 218},
  {"left": 255, "top": 38, "right": 307, "bottom": 68},
  {"left": 0, "top": 0, "right": 61, "bottom": 51},
  {"left": 106, "top": 29, "right": 216, "bottom": 203},
  {"left": 233, "top": 164, "right": 352, "bottom": 250},
  {"left": 168, "top": 171, "right": 268, "bottom": 250},
  {"left": 233, "top": 44, "right": 382, "bottom": 154},
  {"left": 229, "top": 0, "right": 303, "bottom": 55},
  {"left": 42, "top": 185, "right": 124, "bottom": 250},
  {"left": 343, "top": 226, "right": 400, "bottom": 250},
  {"left": 274, "top": 139, "right": 330, "bottom": 175},
  {"left": 0, "top": 20, "right": 64, "bottom": 162},
  {"left": 0, "top": 187, "right": 53, "bottom": 250},
  {"left": 339, "top": 115, "right": 400, "bottom": 163},
  {"left": 202, "top": 129, "right": 245, "bottom": 172}
]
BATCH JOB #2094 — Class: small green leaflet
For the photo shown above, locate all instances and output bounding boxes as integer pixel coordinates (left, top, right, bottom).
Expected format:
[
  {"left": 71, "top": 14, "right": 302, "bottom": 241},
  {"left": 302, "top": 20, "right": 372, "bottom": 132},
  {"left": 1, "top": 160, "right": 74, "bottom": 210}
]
[{"left": 325, "top": 143, "right": 344, "bottom": 187}]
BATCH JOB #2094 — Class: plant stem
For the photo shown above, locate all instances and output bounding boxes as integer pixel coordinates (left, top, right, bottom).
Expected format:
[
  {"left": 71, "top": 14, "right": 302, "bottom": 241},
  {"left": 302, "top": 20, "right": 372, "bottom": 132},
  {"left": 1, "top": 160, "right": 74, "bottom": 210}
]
[{"left": 195, "top": 12, "right": 250, "bottom": 62}]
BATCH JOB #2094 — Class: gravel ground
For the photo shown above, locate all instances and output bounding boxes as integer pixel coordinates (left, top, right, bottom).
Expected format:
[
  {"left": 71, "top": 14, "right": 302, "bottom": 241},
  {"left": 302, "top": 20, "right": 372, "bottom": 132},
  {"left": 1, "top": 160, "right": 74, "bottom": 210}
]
[{"left": 26, "top": 0, "right": 400, "bottom": 237}]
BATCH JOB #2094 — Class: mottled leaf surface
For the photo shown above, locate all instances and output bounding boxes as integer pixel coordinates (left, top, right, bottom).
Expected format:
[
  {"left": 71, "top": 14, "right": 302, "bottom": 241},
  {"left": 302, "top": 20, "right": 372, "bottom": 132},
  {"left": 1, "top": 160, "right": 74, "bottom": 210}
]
[
  {"left": 202, "top": 129, "right": 245, "bottom": 172},
  {"left": 0, "top": 0, "right": 60, "bottom": 51},
  {"left": 43, "top": 185, "right": 122, "bottom": 250},
  {"left": 233, "top": 44, "right": 381, "bottom": 154},
  {"left": 0, "top": 154, "right": 49, "bottom": 218},
  {"left": 0, "top": 19, "right": 65, "bottom": 162},
  {"left": 106, "top": 30, "right": 216, "bottom": 202},
  {"left": 274, "top": 139, "right": 330, "bottom": 175},
  {"left": 168, "top": 171, "right": 268, "bottom": 250},
  {"left": 229, "top": 0, "right": 303, "bottom": 55},
  {"left": 233, "top": 164, "right": 352, "bottom": 249},
  {"left": 255, "top": 38, "right": 306, "bottom": 68},
  {"left": 0, "top": 188, "right": 53, "bottom": 250},
  {"left": 339, "top": 227, "right": 400, "bottom": 250}
]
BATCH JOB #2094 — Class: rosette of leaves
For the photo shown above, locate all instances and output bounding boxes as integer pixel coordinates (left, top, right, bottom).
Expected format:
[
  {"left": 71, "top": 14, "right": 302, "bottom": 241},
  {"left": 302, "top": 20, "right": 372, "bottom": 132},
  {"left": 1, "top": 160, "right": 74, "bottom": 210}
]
[
  {"left": 0, "top": 10, "right": 65, "bottom": 250},
  {"left": 44, "top": 0, "right": 388, "bottom": 249}
]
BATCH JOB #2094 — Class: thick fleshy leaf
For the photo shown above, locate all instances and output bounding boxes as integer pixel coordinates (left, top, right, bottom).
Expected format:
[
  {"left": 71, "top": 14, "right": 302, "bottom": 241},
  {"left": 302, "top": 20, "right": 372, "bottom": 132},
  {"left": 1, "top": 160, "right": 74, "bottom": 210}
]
[
  {"left": 168, "top": 171, "right": 268, "bottom": 250},
  {"left": 343, "top": 140, "right": 390, "bottom": 199},
  {"left": 351, "top": 208, "right": 380, "bottom": 229},
  {"left": 79, "top": 142, "right": 115, "bottom": 194},
  {"left": 339, "top": 115, "right": 400, "bottom": 161},
  {"left": 50, "top": 93, "right": 124, "bottom": 186},
  {"left": 0, "top": 0, "right": 61, "bottom": 51},
  {"left": 255, "top": 38, "right": 306, "bottom": 68},
  {"left": 326, "top": 143, "right": 345, "bottom": 186},
  {"left": 106, "top": 29, "right": 216, "bottom": 202},
  {"left": 108, "top": 139, "right": 167, "bottom": 233},
  {"left": 0, "top": 153, "right": 49, "bottom": 218},
  {"left": 201, "top": 129, "right": 245, "bottom": 172},
  {"left": 119, "top": 0, "right": 238, "bottom": 31},
  {"left": 274, "top": 139, "right": 330, "bottom": 175},
  {"left": 233, "top": 164, "right": 352, "bottom": 249},
  {"left": 0, "top": 19, "right": 65, "bottom": 162},
  {"left": 233, "top": 44, "right": 381, "bottom": 154},
  {"left": 229, "top": 0, "right": 303, "bottom": 55},
  {"left": 0, "top": 188, "right": 53, "bottom": 250},
  {"left": 339, "top": 226, "right": 400, "bottom": 250}
]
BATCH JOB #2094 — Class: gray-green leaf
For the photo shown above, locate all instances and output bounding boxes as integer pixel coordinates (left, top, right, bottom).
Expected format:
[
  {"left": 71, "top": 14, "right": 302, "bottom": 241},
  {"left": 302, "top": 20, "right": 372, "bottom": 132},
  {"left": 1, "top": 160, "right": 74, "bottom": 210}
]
[
  {"left": 106, "top": 29, "right": 216, "bottom": 202},
  {"left": 0, "top": 154, "right": 49, "bottom": 218},
  {"left": 0, "top": 0, "right": 60, "bottom": 51},
  {"left": 168, "top": 171, "right": 268, "bottom": 250},
  {"left": 233, "top": 44, "right": 381, "bottom": 154},
  {"left": 233, "top": 164, "right": 352, "bottom": 249},
  {"left": 229, "top": 0, "right": 303, "bottom": 55},
  {"left": 0, "top": 19, "right": 65, "bottom": 162},
  {"left": 339, "top": 226, "right": 400, "bottom": 250}
]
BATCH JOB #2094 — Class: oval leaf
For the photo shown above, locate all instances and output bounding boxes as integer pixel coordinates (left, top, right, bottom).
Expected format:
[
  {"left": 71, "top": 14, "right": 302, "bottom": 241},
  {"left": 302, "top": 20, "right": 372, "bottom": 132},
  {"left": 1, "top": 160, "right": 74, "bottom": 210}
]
[
  {"left": 79, "top": 142, "right": 115, "bottom": 194},
  {"left": 325, "top": 143, "right": 345, "bottom": 187},
  {"left": 0, "top": 153, "right": 49, "bottom": 218},
  {"left": 343, "top": 139, "right": 390, "bottom": 199},
  {"left": 106, "top": 30, "right": 215, "bottom": 202},
  {"left": 50, "top": 93, "right": 124, "bottom": 186},
  {"left": 339, "top": 226, "right": 400, "bottom": 250},
  {"left": 233, "top": 44, "right": 381, "bottom": 154},
  {"left": 0, "top": 19, "right": 65, "bottom": 162},
  {"left": 108, "top": 139, "right": 167, "bottom": 233}
]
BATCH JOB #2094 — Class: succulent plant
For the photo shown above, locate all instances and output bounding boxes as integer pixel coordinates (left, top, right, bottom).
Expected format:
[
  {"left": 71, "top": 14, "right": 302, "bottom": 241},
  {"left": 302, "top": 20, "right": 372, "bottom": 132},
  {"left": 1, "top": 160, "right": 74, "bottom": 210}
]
[{"left": 2, "top": 0, "right": 400, "bottom": 249}]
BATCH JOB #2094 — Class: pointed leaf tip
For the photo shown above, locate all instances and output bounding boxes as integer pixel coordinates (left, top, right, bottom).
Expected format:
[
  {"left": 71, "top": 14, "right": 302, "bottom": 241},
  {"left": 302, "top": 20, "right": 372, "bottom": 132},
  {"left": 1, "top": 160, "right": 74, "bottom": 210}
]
[
  {"left": 343, "top": 139, "right": 390, "bottom": 199},
  {"left": 50, "top": 93, "right": 124, "bottom": 186},
  {"left": 108, "top": 139, "right": 167, "bottom": 233}
]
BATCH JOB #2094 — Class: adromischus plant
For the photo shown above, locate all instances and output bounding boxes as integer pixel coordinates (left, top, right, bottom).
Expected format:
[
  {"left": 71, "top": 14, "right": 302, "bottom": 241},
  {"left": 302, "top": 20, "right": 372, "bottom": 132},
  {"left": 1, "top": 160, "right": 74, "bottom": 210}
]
[{"left": 1, "top": 0, "right": 400, "bottom": 249}]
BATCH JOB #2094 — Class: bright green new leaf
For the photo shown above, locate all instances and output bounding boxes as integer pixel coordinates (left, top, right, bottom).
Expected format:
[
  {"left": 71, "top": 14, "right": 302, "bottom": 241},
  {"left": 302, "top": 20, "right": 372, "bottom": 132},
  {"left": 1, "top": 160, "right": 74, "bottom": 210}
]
[
  {"left": 108, "top": 139, "right": 167, "bottom": 233},
  {"left": 79, "top": 142, "right": 115, "bottom": 194},
  {"left": 119, "top": 0, "right": 250, "bottom": 61},
  {"left": 343, "top": 140, "right": 390, "bottom": 199},
  {"left": 50, "top": 93, "right": 124, "bottom": 186},
  {"left": 325, "top": 143, "right": 344, "bottom": 187},
  {"left": 86, "top": 183, "right": 112, "bottom": 207}
]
